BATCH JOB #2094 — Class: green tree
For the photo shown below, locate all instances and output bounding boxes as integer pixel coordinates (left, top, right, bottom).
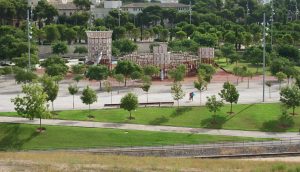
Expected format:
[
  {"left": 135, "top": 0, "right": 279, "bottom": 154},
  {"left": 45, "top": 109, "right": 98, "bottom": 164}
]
[
  {"left": 44, "top": 25, "right": 60, "bottom": 43},
  {"left": 11, "top": 83, "right": 50, "bottom": 131},
  {"left": 169, "top": 65, "right": 186, "bottom": 82},
  {"left": 171, "top": 82, "right": 185, "bottom": 107},
  {"left": 104, "top": 81, "right": 113, "bottom": 104},
  {"left": 41, "top": 55, "right": 68, "bottom": 77},
  {"left": 85, "top": 65, "right": 109, "bottom": 90},
  {"left": 13, "top": 53, "right": 39, "bottom": 68},
  {"left": 219, "top": 82, "right": 239, "bottom": 114},
  {"left": 14, "top": 69, "right": 38, "bottom": 84},
  {"left": 114, "top": 74, "right": 124, "bottom": 94},
  {"left": 40, "top": 75, "right": 59, "bottom": 111},
  {"left": 120, "top": 93, "right": 138, "bottom": 120},
  {"left": 112, "top": 39, "right": 138, "bottom": 56},
  {"left": 143, "top": 65, "right": 160, "bottom": 77},
  {"left": 276, "top": 72, "right": 287, "bottom": 89},
  {"left": 73, "top": 0, "right": 91, "bottom": 10},
  {"left": 33, "top": 0, "right": 58, "bottom": 26},
  {"left": 114, "top": 60, "right": 142, "bottom": 86},
  {"left": 68, "top": 84, "right": 79, "bottom": 109},
  {"left": 194, "top": 72, "right": 207, "bottom": 105},
  {"left": 141, "top": 76, "right": 151, "bottom": 103},
  {"left": 71, "top": 64, "right": 86, "bottom": 75},
  {"left": 52, "top": 41, "right": 68, "bottom": 55},
  {"left": 280, "top": 86, "right": 300, "bottom": 116},
  {"left": 74, "top": 46, "right": 88, "bottom": 54},
  {"left": 266, "top": 81, "right": 272, "bottom": 98},
  {"left": 81, "top": 86, "right": 97, "bottom": 118},
  {"left": 206, "top": 95, "right": 224, "bottom": 123}
]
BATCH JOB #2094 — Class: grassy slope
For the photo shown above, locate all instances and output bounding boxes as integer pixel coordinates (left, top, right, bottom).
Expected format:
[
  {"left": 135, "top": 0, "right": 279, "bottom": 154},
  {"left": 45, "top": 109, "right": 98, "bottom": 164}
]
[
  {"left": 0, "top": 123, "right": 268, "bottom": 150},
  {"left": 1, "top": 103, "right": 300, "bottom": 132}
]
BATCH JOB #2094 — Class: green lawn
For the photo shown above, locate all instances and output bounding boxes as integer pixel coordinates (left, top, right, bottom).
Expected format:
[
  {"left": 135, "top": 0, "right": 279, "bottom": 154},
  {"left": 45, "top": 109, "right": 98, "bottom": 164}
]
[
  {"left": 215, "top": 58, "right": 271, "bottom": 75},
  {"left": 0, "top": 123, "right": 269, "bottom": 151},
  {"left": 1, "top": 103, "right": 300, "bottom": 132}
]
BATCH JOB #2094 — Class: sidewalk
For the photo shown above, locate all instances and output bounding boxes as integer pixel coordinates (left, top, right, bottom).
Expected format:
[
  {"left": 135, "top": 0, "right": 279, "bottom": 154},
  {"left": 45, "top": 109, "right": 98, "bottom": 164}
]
[{"left": 0, "top": 116, "right": 299, "bottom": 139}]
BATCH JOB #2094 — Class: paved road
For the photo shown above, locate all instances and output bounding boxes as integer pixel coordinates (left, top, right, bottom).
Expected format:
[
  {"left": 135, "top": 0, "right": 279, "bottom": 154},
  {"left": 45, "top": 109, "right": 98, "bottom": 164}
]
[
  {"left": 1, "top": 116, "right": 299, "bottom": 139},
  {"left": 0, "top": 76, "right": 282, "bottom": 112}
]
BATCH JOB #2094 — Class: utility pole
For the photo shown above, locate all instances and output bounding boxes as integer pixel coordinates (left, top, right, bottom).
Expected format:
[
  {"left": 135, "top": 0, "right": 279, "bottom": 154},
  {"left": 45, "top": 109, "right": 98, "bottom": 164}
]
[
  {"left": 270, "top": 0, "right": 274, "bottom": 49},
  {"left": 27, "top": 5, "right": 32, "bottom": 71},
  {"left": 118, "top": 8, "right": 121, "bottom": 27},
  {"left": 263, "top": 13, "right": 266, "bottom": 102},
  {"left": 296, "top": 0, "right": 299, "bottom": 20},
  {"left": 189, "top": 1, "right": 192, "bottom": 24}
]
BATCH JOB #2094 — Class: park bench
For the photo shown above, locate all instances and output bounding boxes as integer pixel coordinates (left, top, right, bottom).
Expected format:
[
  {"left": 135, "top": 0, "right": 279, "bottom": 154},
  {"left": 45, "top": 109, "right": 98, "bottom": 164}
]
[{"left": 104, "top": 102, "right": 174, "bottom": 108}]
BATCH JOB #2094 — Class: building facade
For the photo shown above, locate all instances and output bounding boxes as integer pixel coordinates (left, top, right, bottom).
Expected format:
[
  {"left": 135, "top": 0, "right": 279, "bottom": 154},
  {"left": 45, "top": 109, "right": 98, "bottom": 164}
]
[
  {"left": 121, "top": 3, "right": 189, "bottom": 15},
  {"left": 86, "top": 31, "right": 113, "bottom": 68}
]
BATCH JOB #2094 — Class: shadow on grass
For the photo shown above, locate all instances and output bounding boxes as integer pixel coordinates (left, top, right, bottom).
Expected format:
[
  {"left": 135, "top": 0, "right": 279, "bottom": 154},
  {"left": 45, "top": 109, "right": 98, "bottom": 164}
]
[
  {"left": 260, "top": 120, "right": 294, "bottom": 132},
  {"left": 149, "top": 116, "right": 169, "bottom": 125},
  {"left": 0, "top": 124, "right": 39, "bottom": 150},
  {"left": 225, "top": 104, "right": 255, "bottom": 122},
  {"left": 171, "top": 107, "right": 192, "bottom": 118},
  {"left": 201, "top": 115, "right": 227, "bottom": 129}
]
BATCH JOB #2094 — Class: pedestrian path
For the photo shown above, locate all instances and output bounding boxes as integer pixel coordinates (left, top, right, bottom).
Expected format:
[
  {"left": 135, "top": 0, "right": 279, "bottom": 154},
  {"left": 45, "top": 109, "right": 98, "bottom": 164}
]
[{"left": 0, "top": 116, "right": 299, "bottom": 139}]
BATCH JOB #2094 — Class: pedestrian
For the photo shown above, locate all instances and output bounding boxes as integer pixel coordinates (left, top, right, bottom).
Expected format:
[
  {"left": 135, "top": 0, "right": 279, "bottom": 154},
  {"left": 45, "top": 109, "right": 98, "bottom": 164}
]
[
  {"left": 189, "top": 92, "right": 192, "bottom": 101},
  {"left": 191, "top": 92, "right": 195, "bottom": 101}
]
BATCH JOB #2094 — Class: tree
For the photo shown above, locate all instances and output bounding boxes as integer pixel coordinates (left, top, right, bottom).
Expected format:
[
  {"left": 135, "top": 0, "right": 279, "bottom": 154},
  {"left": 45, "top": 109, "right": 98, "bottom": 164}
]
[
  {"left": 220, "top": 43, "right": 235, "bottom": 64},
  {"left": 81, "top": 86, "right": 97, "bottom": 118},
  {"left": 276, "top": 72, "right": 287, "bottom": 89},
  {"left": 44, "top": 25, "right": 60, "bottom": 43},
  {"left": 71, "top": 64, "right": 86, "bottom": 75},
  {"left": 52, "top": 41, "right": 68, "bottom": 55},
  {"left": 11, "top": 83, "right": 50, "bottom": 131},
  {"left": 33, "top": 0, "right": 58, "bottom": 26},
  {"left": 246, "top": 70, "right": 254, "bottom": 89},
  {"left": 114, "top": 74, "right": 124, "bottom": 94},
  {"left": 68, "top": 84, "right": 79, "bottom": 109},
  {"left": 232, "top": 66, "right": 247, "bottom": 85},
  {"left": 219, "top": 82, "right": 239, "bottom": 114},
  {"left": 40, "top": 75, "right": 59, "bottom": 111},
  {"left": 73, "top": 74, "right": 84, "bottom": 84},
  {"left": 112, "top": 39, "right": 138, "bottom": 56},
  {"left": 171, "top": 82, "right": 185, "bottom": 107},
  {"left": 85, "top": 65, "right": 109, "bottom": 90},
  {"left": 104, "top": 81, "right": 113, "bottom": 104},
  {"left": 194, "top": 72, "right": 207, "bottom": 105},
  {"left": 206, "top": 95, "right": 224, "bottom": 123},
  {"left": 13, "top": 53, "right": 39, "bottom": 68},
  {"left": 14, "top": 69, "right": 38, "bottom": 84},
  {"left": 73, "top": 0, "right": 91, "bottom": 10},
  {"left": 169, "top": 65, "right": 186, "bottom": 82},
  {"left": 280, "top": 86, "right": 300, "bottom": 116},
  {"left": 41, "top": 55, "right": 68, "bottom": 77},
  {"left": 198, "top": 64, "right": 216, "bottom": 83},
  {"left": 120, "top": 93, "right": 138, "bottom": 120},
  {"left": 114, "top": 60, "right": 142, "bottom": 86},
  {"left": 141, "top": 81, "right": 151, "bottom": 103},
  {"left": 143, "top": 65, "right": 160, "bottom": 77},
  {"left": 266, "top": 81, "right": 272, "bottom": 98},
  {"left": 74, "top": 46, "right": 88, "bottom": 54}
]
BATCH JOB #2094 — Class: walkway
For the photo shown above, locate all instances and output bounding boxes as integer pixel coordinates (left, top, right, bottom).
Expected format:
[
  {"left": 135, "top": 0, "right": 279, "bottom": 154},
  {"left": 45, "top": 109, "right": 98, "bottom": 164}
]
[{"left": 0, "top": 116, "right": 299, "bottom": 139}]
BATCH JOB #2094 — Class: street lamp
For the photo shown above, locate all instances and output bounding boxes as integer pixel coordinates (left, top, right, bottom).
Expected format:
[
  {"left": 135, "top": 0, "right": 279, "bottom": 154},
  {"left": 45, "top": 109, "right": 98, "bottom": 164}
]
[
  {"left": 27, "top": 5, "right": 33, "bottom": 70},
  {"left": 118, "top": 8, "right": 121, "bottom": 27},
  {"left": 270, "top": 0, "right": 275, "bottom": 49},
  {"left": 189, "top": 1, "right": 192, "bottom": 24},
  {"left": 262, "top": 13, "right": 266, "bottom": 102}
]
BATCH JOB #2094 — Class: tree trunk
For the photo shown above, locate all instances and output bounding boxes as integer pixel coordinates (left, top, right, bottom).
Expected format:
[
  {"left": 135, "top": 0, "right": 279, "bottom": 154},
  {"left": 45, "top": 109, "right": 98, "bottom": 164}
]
[
  {"left": 73, "top": 95, "right": 75, "bottom": 109},
  {"left": 111, "top": 91, "right": 113, "bottom": 104},
  {"left": 293, "top": 107, "right": 295, "bottom": 116},
  {"left": 124, "top": 78, "right": 127, "bottom": 87},
  {"left": 247, "top": 78, "right": 250, "bottom": 89},
  {"left": 129, "top": 111, "right": 132, "bottom": 120},
  {"left": 99, "top": 81, "right": 102, "bottom": 90},
  {"left": 39, "top": 117, "right": 42, "bottom": 131},
  {"left": 52, "top": 101, "right": 54, "bottom": 111},
  {"left": 199, "top": 91, "right": 202, "bottom": 106},
  {"left": 269, "top": 87, "right": 271, "bottom": 98},
  {"left": 89, "top": 104, "right": 90, "bottom": 117},
  {"left": 177, "top": 100, "right": 179, "bottom": 108},
  {"left": 147, "top": 92, "right": 149, "bottom": 103},
  {"left": 230, "top": 103, "right": 233, "bottom": 113},
  {"left": 279, "top": 82, "right": 281, "bottom": 89}
]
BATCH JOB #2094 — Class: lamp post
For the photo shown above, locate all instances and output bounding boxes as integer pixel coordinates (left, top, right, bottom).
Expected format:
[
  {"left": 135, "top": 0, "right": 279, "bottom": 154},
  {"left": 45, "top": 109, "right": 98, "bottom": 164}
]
[
  {"left": 263, "top": 13, "right": 266, "bottom": 102},
  {"left": 189, "top": 1, "right": 192, "bottom": 24},
  {"left": 270, "top": 0, "right": 275, "bottom": 49},
  {"left": 27, "top": 5, "right": 33, "bottom": 71},
  {"left": 118, "top": 8, "right": 121, "bottom": 27}
]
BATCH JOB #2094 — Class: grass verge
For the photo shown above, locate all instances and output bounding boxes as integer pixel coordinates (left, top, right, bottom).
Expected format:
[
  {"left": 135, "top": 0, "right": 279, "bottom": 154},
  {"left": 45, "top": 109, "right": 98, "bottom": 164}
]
[{"left": 0, "top": 123, "right": 270, "bottom": 151}]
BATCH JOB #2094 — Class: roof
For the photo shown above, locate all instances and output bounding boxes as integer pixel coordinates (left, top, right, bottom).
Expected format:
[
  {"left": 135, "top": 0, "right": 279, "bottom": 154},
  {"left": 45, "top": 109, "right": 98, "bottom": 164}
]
[
  {"left": 121, "top": 3, "right": 189, "bottom": 8},
  {"left": 50, "top": 2, "right": 77, "bottom": 10}
]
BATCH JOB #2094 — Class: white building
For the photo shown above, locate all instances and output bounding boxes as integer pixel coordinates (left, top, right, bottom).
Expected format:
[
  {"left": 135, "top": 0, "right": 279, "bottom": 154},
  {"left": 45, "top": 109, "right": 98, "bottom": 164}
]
[{"left": 121, "top": 3, "right": 189, "bottom": 15}]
